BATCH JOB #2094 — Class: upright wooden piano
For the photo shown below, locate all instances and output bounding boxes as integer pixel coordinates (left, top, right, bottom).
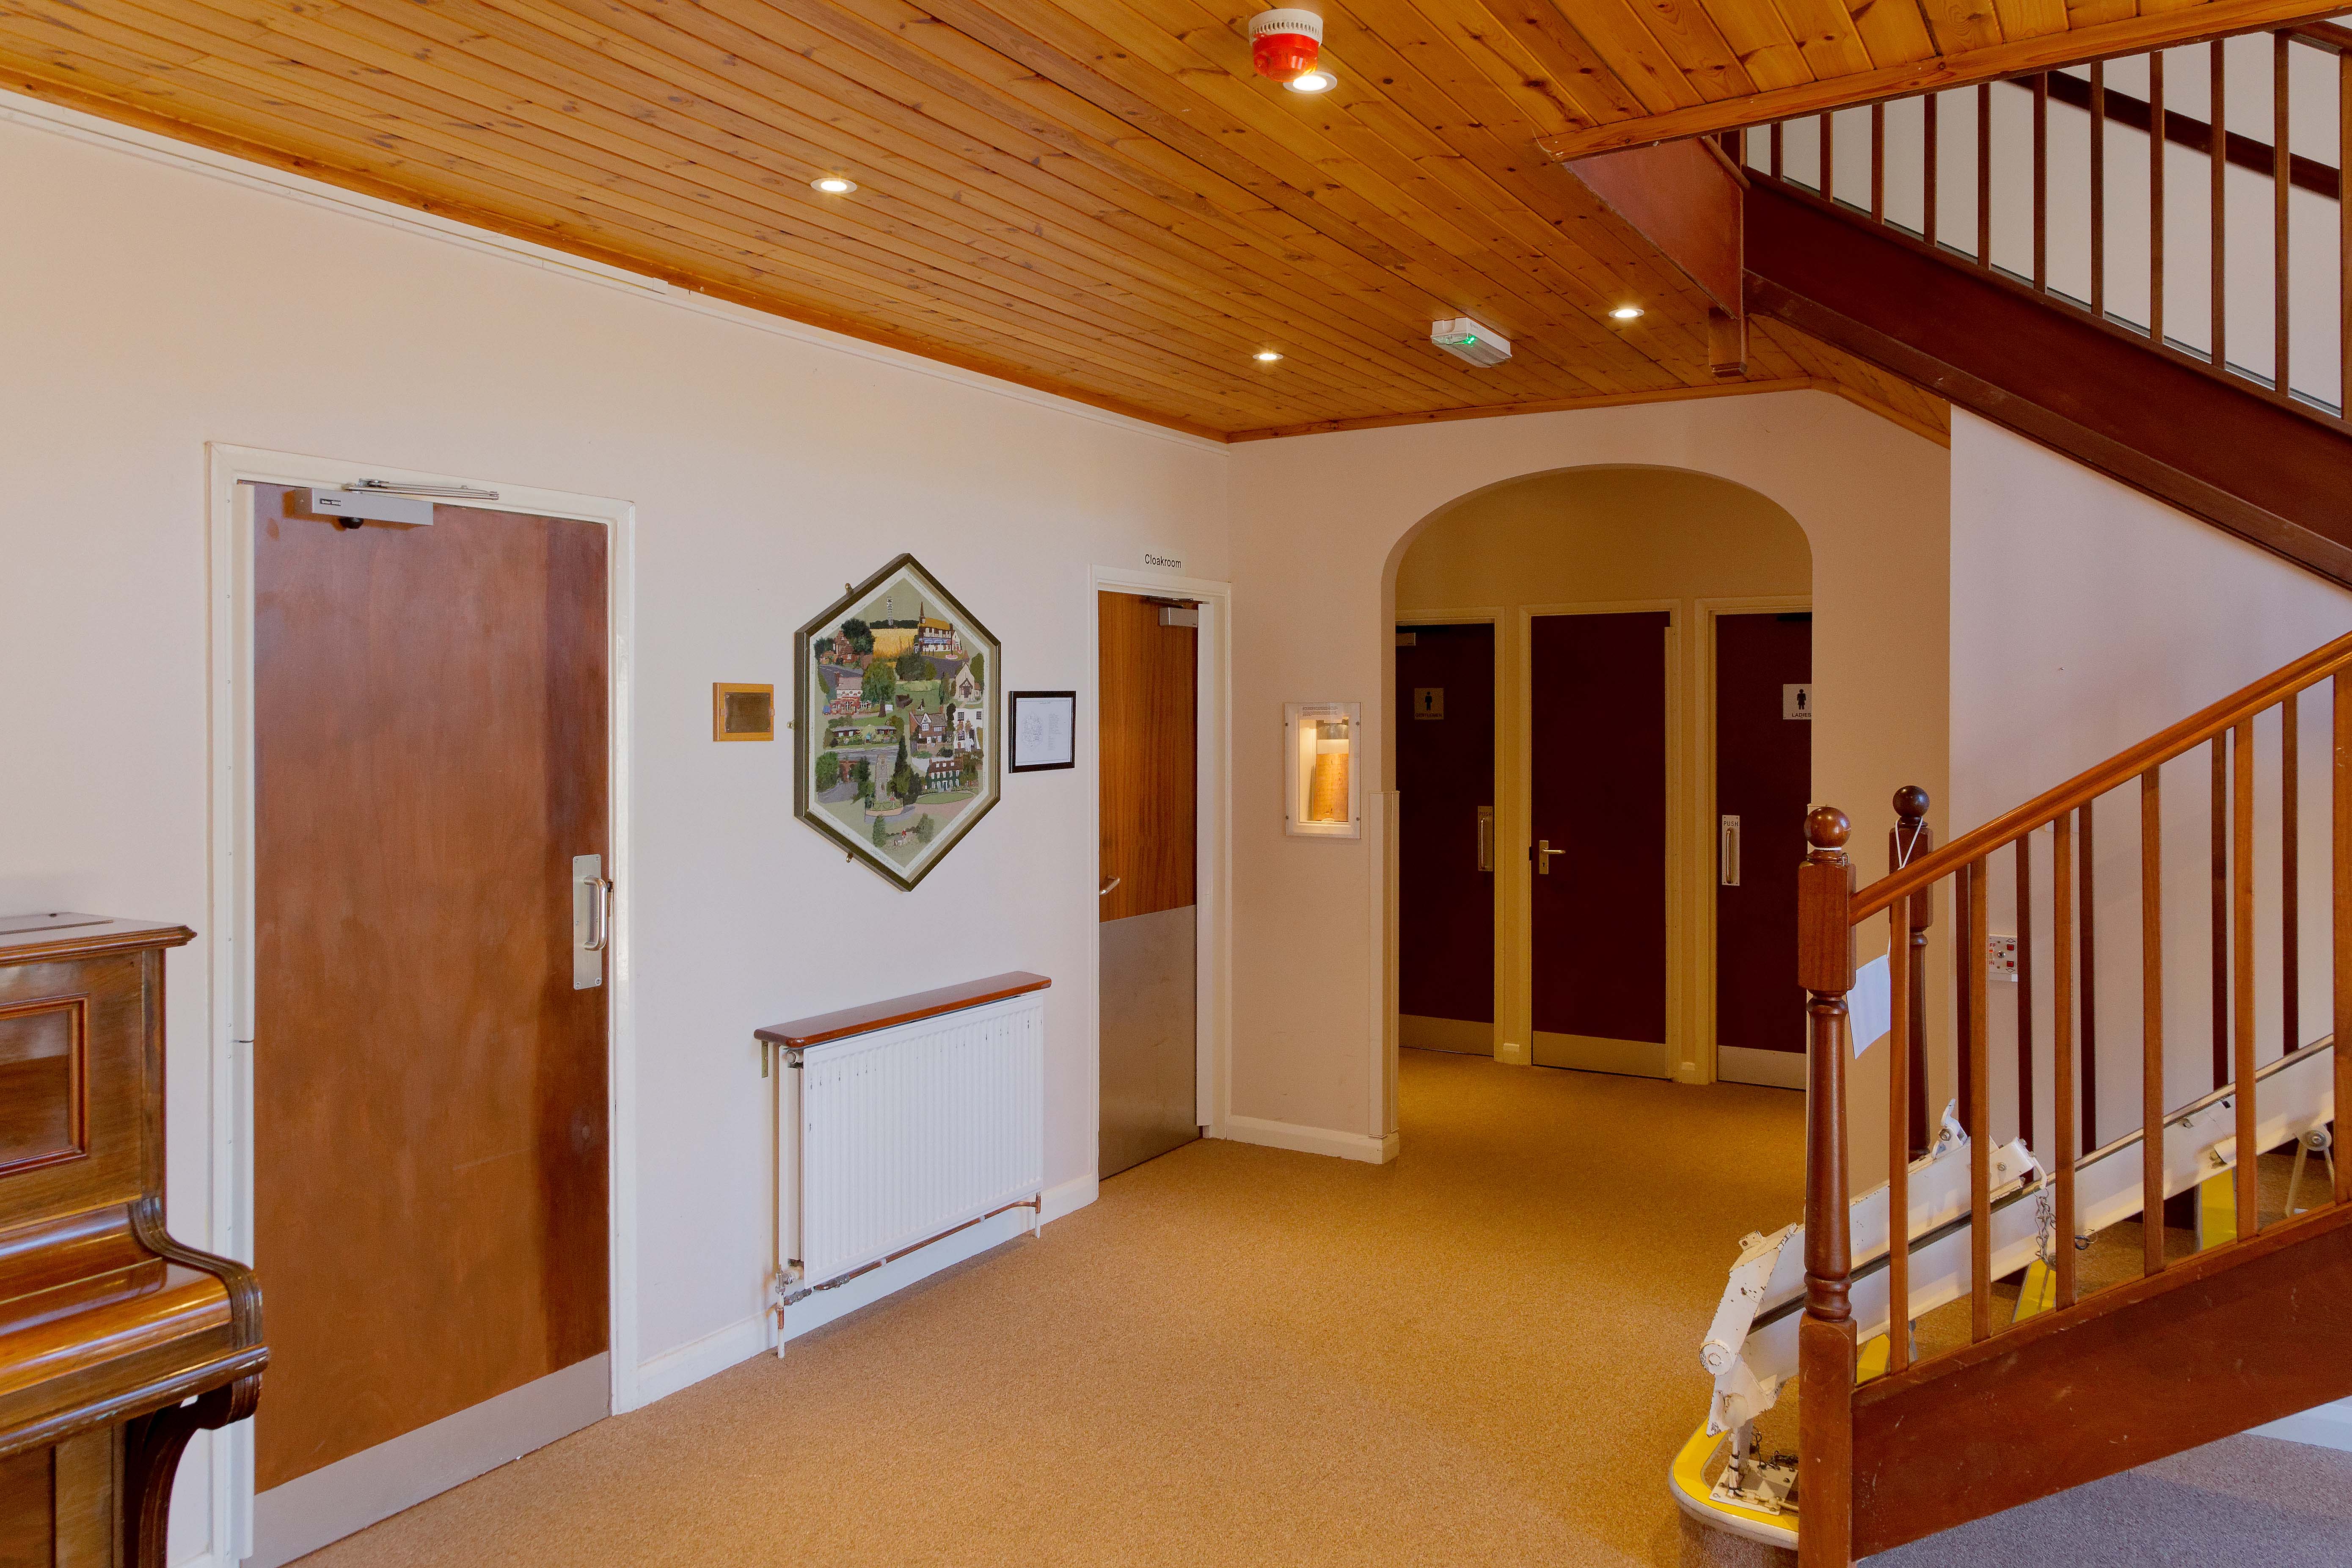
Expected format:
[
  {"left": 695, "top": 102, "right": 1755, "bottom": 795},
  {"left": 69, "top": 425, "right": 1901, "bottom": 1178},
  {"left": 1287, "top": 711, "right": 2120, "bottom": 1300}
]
[{"left": 0, "top": 915, "right": 265, "bottom": 1568}]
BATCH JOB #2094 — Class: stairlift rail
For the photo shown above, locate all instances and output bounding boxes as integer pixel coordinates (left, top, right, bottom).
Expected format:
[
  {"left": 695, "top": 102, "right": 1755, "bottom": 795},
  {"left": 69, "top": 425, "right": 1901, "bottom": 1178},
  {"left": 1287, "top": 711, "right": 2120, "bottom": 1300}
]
[
  {"left": 1699, "top": 1038, "right": 2335, "bottom": 1435},
  {"left": 1675, "top": 1038, "right": 2338, "bottom": 1548}
]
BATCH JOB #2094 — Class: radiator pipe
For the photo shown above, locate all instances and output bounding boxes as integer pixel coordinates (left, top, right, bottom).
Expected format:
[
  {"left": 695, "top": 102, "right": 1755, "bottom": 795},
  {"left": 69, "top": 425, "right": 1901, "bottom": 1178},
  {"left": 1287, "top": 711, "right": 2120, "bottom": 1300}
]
[{"left": 778, "top": 1197, "right": 1043, "bottom": 1308}]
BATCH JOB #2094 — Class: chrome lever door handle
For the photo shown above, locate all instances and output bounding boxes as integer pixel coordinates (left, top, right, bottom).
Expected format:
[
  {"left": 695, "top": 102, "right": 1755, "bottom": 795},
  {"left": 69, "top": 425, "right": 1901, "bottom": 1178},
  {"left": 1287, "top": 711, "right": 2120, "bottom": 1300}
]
[
  {"left": 1099, "top": 875, "right": 1122, "bottom": 896},
  {"left": 1536, "top": 840, "right": 1562, "bottom": 875}
]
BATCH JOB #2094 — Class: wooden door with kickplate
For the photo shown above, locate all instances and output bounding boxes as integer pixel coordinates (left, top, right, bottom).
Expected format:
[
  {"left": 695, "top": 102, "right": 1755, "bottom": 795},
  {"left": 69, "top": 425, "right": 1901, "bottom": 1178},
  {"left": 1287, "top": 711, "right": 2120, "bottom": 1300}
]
[{"left": 250, "top": 482, "right": 609, "bottom": 1551}]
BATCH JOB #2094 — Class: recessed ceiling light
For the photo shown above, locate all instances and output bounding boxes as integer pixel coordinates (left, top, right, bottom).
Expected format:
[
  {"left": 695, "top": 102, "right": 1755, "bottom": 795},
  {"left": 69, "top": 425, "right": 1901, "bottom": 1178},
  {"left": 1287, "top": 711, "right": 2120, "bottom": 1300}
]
[
  {"left": 1286, "top": 69, "right": 1336, "bottom": 92},
  {"left": 1608, "top": 305, "right": 1645, "bottom": 320},
  {"left": 1254, "top": 350, "right": 1284, "bottom": 362},
  {"left": 811, "top": 176, "right": 857, "bottom": 194}
]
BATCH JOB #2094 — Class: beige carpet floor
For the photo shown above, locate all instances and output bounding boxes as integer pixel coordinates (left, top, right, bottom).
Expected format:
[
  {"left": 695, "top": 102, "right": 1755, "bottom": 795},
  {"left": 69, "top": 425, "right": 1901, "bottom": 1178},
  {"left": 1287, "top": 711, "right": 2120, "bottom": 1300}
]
[{"left": 300, "top": 1048, "right": 2352, "bottom": 1567}]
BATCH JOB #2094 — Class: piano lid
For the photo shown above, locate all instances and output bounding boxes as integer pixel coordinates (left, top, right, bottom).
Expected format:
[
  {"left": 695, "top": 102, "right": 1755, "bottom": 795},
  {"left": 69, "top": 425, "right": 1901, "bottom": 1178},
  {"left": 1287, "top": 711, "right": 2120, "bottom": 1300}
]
[{"left": 0, "top": 914, "right": 195, "bottom": 965}]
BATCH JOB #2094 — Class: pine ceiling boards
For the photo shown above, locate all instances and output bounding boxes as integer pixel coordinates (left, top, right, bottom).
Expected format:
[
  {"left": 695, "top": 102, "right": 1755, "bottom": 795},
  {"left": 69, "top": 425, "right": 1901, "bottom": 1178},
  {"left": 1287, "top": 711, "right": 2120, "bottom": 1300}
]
[{"left": 3, "top": 0, "right": 2334, "bottom": 437}]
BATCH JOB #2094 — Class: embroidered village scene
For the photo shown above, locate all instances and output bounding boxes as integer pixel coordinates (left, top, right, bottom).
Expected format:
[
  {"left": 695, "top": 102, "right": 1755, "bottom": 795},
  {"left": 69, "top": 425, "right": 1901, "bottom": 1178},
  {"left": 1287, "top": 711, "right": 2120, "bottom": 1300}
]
[{"left": 799, "top": 558, "right": 998, "bottom": 885}]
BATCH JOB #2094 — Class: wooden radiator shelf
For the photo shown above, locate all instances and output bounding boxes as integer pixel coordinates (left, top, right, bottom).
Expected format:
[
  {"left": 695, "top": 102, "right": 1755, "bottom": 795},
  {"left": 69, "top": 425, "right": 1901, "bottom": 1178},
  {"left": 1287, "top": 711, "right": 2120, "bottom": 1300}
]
[{"left": 756, "top": 971, "right": 1051, "bottom": 1051}]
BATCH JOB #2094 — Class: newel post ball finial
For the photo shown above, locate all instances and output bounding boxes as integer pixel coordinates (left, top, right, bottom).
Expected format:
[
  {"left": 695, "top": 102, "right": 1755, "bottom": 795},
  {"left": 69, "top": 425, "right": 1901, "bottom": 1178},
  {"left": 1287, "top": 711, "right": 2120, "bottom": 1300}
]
[
  {"left": 1806, "top": 805, "right": 1851, "bottom": 852},
  {"left": 1893, "top": 784, "right": 1931, "bottom": 822}
]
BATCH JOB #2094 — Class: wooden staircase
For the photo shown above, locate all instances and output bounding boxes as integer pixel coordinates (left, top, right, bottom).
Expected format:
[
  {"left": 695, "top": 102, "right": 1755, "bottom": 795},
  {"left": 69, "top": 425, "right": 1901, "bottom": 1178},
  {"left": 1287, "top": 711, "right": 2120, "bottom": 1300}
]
[
  {"left": 1730, "top": 26, "right": 2352, "bottom": 588},
  {"left": 1793, "top": 628, "right": 2352, "bottom": 1563}
]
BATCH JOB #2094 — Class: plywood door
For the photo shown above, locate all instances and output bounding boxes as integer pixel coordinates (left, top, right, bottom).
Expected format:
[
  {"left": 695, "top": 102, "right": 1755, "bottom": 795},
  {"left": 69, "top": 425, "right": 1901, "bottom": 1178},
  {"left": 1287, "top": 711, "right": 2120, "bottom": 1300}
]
[
  {"left": 1395, "top": 624, "right": 1495, "bottom": 1055},
  {"left": 1714, "top": 612, "right": 1812, "bottom": 1089},
  {"left": 252, "top": 483, "right": 609, "bottom": 1491},
  {"left": 1529, "top": 612, "right": 1671, "bottom": 1077},
  {"left": 1097, "top": 592, "right": 1197, "bottom": 1177}
]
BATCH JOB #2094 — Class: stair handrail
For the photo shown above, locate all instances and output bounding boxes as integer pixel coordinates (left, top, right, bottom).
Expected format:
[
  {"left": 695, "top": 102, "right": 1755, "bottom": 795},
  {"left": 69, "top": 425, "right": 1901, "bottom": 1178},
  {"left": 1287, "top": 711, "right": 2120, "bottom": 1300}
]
[
  {"left": 1852, "top": 624, "right": 2352, "bottom": 923},
  {"left": 1798, "top": 623, "right": 2352, "bottom": 1565}
]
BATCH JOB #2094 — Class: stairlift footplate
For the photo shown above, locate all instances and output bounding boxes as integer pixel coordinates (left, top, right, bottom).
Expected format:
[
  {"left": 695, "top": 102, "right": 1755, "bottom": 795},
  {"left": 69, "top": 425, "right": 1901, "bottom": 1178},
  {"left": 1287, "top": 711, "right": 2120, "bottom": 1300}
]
[{"left": 1710, "top": 1446, "right": 1797, "bottom": 1515}]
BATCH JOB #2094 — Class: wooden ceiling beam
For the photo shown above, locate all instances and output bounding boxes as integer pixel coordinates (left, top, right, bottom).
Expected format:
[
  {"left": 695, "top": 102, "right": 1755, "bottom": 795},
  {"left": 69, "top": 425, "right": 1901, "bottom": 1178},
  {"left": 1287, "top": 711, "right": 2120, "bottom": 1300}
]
[
  {"left": 1536, "top": 0, "right": 2352, "bottom": 158},
  {"left": 1559, "top": 138, "right": 1743, "bottom": 316}
]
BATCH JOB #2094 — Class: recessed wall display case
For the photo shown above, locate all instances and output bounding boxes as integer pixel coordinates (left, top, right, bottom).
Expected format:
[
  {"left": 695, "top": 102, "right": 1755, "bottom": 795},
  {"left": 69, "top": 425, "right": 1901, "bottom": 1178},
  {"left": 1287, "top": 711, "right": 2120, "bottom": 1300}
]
[{"left": 1283, "top": 701, "right": 1361, "bottom": 839}]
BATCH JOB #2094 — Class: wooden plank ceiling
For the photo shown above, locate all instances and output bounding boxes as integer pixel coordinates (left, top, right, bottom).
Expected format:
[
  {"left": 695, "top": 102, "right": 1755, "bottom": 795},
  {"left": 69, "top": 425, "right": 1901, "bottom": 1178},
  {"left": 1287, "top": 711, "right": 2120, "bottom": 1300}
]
[{"left": 2, "top": 0, "right": 2296, "bottom": 437}]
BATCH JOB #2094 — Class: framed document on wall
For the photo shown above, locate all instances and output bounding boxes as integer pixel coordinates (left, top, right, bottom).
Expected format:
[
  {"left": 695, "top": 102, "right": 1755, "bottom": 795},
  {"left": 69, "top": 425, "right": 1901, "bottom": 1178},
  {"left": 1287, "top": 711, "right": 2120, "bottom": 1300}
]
[{"left": 1008, "top": 691, "right": 1076, "bottom": 772}]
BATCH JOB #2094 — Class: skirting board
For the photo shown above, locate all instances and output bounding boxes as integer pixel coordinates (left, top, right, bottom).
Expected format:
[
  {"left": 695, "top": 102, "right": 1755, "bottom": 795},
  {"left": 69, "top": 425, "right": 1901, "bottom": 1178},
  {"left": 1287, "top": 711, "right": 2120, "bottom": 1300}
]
[
  {"left": 1220, "top": 1115, "right": 1399, "bottom": 1165},
  {"left": 248, "top": 1352, "right": 609, "bottom": 1568},
  {"left": 1399, "top": 1015, "right": 1493, "bottom": 1055},
  {"left": 2252, "top": 1397, "right": 2352, "bottom": 1452},
  {"left": 1533, "top": 1032, "right": 1669, "bottom": 1079},
  {"left": 631, "top": 1310, "right": 772, "bottom": 1408},
  {"left": 1717, "top": 1046, "right": 1806, "bottom": 1090},
  {"left": 631, "top": 1172, "right": 1099, "bottom": 1398}
]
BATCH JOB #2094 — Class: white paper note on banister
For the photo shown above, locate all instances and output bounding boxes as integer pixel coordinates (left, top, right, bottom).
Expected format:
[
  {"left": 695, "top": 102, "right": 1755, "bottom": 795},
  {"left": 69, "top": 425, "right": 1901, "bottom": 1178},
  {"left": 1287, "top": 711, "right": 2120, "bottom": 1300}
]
[{"left": 1849, "top": 953, "right": 1891, "bottom": 1059}]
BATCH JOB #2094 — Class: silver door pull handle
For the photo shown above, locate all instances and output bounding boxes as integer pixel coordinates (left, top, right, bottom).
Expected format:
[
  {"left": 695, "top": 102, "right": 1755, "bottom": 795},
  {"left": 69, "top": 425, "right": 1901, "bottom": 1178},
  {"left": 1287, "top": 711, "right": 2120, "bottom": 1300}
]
[
  {"left": 1536, "top": 840, "right": 1562, "bottom": 874},
  {"left": 1099, "top": 876, "right": 1121, "bottom": 896},
  {"left": 1476, "top": 805, "right": 1495, "bottom": 873},
  {"left": 585, "top": 876, "right": 614, "bottom": 950},
  {"left": 1719, "top": 816, "right": 1741, "bottom": 887}
]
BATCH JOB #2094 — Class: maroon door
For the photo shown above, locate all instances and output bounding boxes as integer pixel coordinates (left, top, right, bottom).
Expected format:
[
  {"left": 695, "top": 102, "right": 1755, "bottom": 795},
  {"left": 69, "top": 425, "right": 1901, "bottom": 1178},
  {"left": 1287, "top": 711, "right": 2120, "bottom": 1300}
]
[
  {"left": 1395, "top": 624, "right": 1495, "bottom": 1053},
  {"left": 1714, "top": 612, "right": 1812, "bottom": 1088},
  {"left": 1529, "top": 612, "right": 1670, "bottom": 1076}
]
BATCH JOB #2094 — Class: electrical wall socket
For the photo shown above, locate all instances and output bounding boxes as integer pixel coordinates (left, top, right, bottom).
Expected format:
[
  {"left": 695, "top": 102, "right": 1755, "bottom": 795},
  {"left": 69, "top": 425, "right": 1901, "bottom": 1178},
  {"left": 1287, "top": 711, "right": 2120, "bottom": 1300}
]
[{"left": 1987, "top": 935, "right": 2019, "bottom": 981}]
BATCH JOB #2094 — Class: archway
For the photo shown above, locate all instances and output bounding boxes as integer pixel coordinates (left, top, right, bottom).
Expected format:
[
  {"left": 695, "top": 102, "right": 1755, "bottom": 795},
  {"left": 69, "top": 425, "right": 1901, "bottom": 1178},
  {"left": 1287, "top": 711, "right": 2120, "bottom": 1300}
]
[{"left": 1385, "top": 464, "right": 1814, "bottom": 1090}]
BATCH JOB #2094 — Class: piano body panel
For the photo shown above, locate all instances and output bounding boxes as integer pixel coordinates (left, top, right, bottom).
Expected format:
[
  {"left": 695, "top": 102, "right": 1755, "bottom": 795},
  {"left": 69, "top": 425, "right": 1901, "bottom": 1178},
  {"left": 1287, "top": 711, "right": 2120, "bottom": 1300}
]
[
  {"left": 0, "top": 953, "right": 149, "bottom": 1224},
  {"left": 0, "top": 916, "right": 264, "bottom": 1568}
]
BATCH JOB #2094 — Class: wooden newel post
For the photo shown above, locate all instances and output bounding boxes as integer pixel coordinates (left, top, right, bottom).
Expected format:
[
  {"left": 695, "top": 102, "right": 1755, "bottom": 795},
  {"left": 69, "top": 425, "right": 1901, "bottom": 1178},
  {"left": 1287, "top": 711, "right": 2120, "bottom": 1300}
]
[
  {"left": 1798, "top": 805, "right": 1857, "bottom": 1568},
  {"left": 1891, "top": 786, "right": 1935, "bottom": 1159}
]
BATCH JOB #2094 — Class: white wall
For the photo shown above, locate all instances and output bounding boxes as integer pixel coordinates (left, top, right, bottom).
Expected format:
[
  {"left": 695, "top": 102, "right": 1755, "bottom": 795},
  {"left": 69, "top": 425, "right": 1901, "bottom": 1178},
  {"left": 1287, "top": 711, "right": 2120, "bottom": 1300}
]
[
  {"left": 1950, "top": 410, "right": 2352, "bottom": 1155},
  {"left": 0, "top": 93, "right": 1224, "bottom": 1563},
  {"left": 1226, "top": 395, "right": 1953, "bottom": 1177},
  {"left": 15, "top": 61, "right": 2349, "bottom": 1560}
]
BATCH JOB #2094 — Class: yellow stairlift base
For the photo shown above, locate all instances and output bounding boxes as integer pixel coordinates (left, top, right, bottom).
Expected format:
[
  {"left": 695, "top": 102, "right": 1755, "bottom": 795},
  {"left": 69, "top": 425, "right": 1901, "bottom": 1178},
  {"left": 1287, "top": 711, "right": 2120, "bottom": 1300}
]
[
  {"left": 1667, "top": 1334, "right": 1890, "bottom": 1550},
  {"left": 1672, "top": 1167, "right": 2269, "bottom": 1548}
]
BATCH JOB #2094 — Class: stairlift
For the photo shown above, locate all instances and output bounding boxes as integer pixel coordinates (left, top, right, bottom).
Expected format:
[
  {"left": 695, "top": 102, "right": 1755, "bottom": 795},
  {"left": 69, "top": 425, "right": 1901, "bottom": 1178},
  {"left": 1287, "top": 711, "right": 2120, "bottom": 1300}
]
[{"left": 1670, "top": 1039, "right": 2339, "bottom": 1549}]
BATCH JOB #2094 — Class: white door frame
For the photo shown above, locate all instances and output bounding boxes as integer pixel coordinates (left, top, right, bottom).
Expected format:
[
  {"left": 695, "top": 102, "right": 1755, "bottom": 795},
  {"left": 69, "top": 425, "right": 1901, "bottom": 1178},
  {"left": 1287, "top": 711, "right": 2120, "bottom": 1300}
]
[
  {"left": 1390, "top": 610, "right": 1506, "bottom": 1060},
  {"left": 204, "top": 443, "right": 639, "bottom": 1561},
  {"left": 1695, "top": 596, "right": 1814, "bottom": 1088},
  {"left": 1085, "top": 567, "right": 1234, "bottom": 1156},
  {"left": 1518, "top": 599, "right": 1684, "bottom": 1080}
]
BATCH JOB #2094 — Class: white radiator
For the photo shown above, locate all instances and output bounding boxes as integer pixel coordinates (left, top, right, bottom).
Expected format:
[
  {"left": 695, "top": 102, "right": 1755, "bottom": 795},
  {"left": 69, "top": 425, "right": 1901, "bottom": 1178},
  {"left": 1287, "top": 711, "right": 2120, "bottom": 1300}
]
[{"left": 775, "top": 991, "right": 1045, "bottom": 1297}]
